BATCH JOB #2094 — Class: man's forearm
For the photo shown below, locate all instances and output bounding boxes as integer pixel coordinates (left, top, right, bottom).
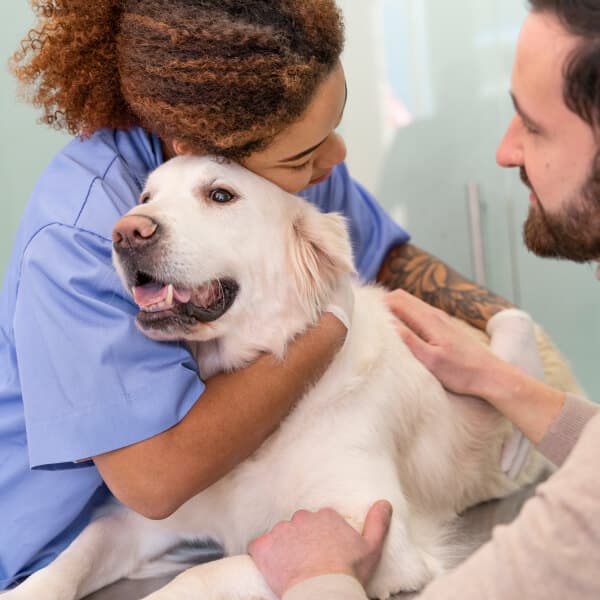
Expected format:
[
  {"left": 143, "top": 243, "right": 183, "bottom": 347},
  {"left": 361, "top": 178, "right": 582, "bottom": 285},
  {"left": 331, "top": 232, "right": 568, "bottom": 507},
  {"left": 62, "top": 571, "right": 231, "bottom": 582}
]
[
  {"left": 377, "top": 243, "right": 513, "bottom": 330},
  {"left": 479, "top": 357, "right": 566, "bottom": 445}
]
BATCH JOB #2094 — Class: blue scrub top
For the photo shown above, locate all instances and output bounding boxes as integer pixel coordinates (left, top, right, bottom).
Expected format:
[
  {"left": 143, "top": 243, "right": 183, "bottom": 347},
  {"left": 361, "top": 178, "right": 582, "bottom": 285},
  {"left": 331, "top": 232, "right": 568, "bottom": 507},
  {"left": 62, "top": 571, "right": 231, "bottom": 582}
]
[{"left": 0, "top": 127, "right": 409, "bottom": 589}]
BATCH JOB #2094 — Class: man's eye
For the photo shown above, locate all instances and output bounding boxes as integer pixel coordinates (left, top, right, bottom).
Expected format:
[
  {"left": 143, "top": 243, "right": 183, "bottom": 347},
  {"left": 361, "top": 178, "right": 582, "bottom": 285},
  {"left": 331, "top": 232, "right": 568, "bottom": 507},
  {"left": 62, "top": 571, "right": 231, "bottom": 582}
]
[
  {"left": 522, "top": 119, "right": 539, "bottom": 135},
  {"left": 209, "top": 188, "right": 235, "bottom": 203}
]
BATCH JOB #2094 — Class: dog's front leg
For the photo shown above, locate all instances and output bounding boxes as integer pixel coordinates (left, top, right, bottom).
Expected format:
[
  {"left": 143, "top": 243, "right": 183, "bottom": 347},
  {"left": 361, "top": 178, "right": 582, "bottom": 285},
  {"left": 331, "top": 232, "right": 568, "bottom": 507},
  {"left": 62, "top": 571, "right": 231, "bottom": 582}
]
[
  {"left": 142, "top": 555, "right": 277, "bottom": 600},
  {"left": 4, "top": 508, "right": 179, "bottom": 600}
]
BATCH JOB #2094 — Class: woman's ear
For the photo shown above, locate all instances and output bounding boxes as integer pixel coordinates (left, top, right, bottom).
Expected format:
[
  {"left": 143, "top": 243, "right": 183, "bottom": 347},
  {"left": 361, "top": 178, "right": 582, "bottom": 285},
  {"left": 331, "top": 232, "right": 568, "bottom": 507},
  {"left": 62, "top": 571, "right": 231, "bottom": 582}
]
[
  {"left": 172, "top": 139, "right": 193, "bottom": 156},
  {"left": 288, "top": 204, "right": 355, "bottom": 318}
]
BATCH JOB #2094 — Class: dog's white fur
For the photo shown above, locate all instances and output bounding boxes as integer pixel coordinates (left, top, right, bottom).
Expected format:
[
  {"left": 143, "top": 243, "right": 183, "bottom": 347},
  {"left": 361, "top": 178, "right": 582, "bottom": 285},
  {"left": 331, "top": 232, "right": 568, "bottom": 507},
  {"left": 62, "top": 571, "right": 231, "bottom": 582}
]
[{"left": 6, "top": 156, "right": 545, "bottom": 600}]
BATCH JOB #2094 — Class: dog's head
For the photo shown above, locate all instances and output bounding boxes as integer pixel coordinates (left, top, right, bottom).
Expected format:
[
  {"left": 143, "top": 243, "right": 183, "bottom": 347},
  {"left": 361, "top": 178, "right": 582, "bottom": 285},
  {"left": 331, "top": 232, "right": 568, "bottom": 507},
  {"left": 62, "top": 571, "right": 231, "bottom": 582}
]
[{"left": 112, "top": 156, "right": 354, "bottom": 357}]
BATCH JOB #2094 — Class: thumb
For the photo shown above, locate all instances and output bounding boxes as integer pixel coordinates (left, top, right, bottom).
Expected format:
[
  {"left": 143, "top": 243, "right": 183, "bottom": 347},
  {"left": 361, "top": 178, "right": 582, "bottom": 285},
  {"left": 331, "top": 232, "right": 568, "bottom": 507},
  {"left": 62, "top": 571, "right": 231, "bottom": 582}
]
[{"left": 362, "top": 500, "right": 393, "bottom": 551}]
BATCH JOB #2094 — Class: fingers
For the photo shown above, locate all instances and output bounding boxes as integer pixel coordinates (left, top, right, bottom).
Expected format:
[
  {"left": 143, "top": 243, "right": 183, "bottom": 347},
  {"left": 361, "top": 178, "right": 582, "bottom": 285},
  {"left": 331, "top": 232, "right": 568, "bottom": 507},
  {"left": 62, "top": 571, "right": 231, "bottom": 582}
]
[
  {"left": 361, "top": 500, "right": 393, "bottom": 552},
  {"left": 394, "top": 319, "right": 434, "bottom": 367},
  {"left": 385, "top": 290, "right": 442, "bottom": 342}
]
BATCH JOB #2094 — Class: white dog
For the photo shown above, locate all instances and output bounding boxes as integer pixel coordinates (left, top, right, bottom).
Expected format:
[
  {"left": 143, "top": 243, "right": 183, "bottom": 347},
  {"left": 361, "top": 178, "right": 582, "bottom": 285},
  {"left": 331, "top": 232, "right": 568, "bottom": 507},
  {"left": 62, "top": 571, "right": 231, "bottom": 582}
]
[{"left": 6, "top": 156, "right": 545, "bottom": 600}]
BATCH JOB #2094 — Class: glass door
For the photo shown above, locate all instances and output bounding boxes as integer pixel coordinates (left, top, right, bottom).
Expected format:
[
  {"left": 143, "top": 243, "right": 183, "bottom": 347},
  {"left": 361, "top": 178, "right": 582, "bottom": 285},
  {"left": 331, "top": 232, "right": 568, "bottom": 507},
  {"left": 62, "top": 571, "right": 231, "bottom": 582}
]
[{"left": 338, "top": 0, "right": 599, "bottom": 400}]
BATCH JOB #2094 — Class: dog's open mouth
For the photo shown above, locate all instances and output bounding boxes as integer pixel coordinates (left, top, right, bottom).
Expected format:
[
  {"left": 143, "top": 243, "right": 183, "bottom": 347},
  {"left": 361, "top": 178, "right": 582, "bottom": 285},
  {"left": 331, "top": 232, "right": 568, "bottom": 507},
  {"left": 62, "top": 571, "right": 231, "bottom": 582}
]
[{"left": 131, "top": 272, "right": 239, "bottom": 328}]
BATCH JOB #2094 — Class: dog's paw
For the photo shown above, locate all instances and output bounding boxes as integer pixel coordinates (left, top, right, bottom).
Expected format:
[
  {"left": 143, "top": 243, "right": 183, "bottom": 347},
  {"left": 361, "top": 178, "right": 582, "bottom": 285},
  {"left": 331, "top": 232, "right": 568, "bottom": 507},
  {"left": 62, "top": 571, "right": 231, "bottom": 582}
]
[
  {"left": 366, "top": 521, "right": 446, "bottom": 599},
  {"left": 367, "top": 552, "right": 443, "bottom": 599}
]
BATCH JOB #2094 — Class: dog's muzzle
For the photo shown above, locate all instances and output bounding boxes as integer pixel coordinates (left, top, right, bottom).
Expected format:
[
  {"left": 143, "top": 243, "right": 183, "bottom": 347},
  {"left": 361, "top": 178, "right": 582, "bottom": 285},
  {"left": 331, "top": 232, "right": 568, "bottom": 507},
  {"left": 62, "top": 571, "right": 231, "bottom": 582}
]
[
  {"left": 132, "top": 275, "right": 239, "bottom": 330},
  {"left": 113, "top": 214, "right": 239, "bottom": 332}
]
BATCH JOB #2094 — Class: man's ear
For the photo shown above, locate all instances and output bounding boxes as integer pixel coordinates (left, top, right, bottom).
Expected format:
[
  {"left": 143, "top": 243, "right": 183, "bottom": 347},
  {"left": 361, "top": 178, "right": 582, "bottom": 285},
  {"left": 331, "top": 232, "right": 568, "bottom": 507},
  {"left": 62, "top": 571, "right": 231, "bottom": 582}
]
[{"left": 288, "top": 204, "right": 355, "bottom": 316}]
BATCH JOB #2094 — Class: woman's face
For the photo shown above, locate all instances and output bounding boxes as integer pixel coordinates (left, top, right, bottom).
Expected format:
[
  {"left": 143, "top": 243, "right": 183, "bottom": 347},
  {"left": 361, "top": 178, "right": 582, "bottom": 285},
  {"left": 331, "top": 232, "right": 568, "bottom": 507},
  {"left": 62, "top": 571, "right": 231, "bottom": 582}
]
[{"left": 241, "top": 62, "right": 348, "bottom": 194}]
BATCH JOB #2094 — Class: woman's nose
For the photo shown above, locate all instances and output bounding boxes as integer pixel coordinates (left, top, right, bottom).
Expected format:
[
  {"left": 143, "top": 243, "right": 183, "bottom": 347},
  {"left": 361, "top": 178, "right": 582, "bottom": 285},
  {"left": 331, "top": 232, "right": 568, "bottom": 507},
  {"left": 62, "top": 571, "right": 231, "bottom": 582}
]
[{"left": 314, "top": 132, "right": 347, "bottom": 169}]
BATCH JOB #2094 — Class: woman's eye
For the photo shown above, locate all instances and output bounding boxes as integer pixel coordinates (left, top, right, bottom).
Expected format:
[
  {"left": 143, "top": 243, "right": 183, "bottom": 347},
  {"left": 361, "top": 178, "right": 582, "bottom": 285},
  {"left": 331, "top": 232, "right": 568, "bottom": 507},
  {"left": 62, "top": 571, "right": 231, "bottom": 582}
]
[
  {"left": 289, "top": 160, "right": 311, "bottom": 171},
  {"left": 209, "top": 188, "right": 235, "bottom": 203},
  {"left": 139, "top": 192, "right": 151, "bottom": 204}
]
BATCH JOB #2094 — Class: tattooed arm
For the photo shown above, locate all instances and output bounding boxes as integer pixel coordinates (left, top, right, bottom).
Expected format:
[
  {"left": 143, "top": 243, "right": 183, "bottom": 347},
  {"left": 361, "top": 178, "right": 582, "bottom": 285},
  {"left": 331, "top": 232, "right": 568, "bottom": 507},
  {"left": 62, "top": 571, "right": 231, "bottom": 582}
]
[{"left": 377, "top": 243, "right": 514, "bottom": 331}]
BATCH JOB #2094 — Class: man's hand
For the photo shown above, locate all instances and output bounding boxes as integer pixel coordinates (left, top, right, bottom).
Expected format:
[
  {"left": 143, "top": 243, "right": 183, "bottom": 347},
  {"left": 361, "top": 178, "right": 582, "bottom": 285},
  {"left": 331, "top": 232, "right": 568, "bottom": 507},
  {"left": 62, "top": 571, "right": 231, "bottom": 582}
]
[
  {"left": 248, "top": 500, "right": 392, "bottom": 597},
  {"left": 386, "top": 289, "right": 501, "bottom": 397},
  {"left": 386, "top": 289, "right": 566, "bottom": 445}
]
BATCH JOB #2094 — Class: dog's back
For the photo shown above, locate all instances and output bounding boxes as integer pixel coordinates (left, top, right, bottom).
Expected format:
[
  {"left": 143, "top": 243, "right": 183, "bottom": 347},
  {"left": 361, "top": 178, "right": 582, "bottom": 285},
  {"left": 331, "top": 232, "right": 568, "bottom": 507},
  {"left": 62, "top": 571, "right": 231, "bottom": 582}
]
[{"left": 6, "top": 156, "right": 547, "bottom": 600}]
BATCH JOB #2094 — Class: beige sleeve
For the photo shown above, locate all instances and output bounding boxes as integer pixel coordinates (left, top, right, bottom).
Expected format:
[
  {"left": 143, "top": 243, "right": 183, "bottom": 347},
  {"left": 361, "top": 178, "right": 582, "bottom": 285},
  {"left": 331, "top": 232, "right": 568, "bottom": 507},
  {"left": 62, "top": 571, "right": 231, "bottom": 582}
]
[
  {"left": 415, "top": 412, "right": 600, "bottom": 600},
  {"left": 282, "top": 574, "right": 367, "bottom": 600},
  {"left": 537, "top": 393, "right": 599, "bottom": 466},
  {"left": 281, "top": 409, "right": 600, "bottom": 600}
]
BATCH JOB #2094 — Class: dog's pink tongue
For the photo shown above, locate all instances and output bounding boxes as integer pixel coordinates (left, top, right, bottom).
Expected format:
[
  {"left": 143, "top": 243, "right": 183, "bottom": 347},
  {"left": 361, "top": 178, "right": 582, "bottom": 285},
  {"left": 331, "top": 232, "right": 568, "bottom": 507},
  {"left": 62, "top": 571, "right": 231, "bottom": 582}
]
[
  {"left": 133, "top": 283, "right": 168, "bottom": 308},
  {"left": 132, "top": 283, "right": 192, "bottom": 307}
]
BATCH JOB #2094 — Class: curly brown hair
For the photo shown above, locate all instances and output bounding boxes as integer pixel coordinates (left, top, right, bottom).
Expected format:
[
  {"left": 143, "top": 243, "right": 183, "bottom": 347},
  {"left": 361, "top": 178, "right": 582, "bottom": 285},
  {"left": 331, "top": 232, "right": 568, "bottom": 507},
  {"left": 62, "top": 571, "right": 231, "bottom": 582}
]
[{"left": 10, "top": 0, "right": 344, "bottom": 160}]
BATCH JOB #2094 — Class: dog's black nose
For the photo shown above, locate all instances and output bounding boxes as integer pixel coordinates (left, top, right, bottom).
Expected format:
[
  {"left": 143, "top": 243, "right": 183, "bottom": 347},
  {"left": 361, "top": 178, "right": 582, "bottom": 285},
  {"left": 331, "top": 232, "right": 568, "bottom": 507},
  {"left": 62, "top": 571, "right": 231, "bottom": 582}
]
[{"left": 112, "top": 215, "right": 159, "bottom": 250}]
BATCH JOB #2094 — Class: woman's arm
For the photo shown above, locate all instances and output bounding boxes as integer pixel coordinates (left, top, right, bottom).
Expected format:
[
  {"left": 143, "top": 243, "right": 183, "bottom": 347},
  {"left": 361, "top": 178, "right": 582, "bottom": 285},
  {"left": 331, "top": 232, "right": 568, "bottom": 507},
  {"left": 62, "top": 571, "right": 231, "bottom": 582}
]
[
  {"left": 377, "top": 243, "right": 514, "bottom": 330},
  {"left": 93, "top": 313, "right": 345, "bottom": 519}
]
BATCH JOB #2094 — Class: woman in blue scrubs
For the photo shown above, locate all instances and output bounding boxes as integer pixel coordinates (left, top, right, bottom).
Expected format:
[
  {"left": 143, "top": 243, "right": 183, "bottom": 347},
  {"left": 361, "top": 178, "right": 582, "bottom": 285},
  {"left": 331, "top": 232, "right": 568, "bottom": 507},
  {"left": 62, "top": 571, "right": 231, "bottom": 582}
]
[{"left": 0, "top": 0, "right": 512, "bottom": 589}]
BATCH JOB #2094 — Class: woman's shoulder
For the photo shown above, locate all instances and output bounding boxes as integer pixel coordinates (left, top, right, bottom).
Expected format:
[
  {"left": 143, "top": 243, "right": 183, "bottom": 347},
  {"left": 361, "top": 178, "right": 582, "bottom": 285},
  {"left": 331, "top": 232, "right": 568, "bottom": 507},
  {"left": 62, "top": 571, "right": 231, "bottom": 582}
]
[{"left": 25, "top": 128, "right": 162, "bottom": 241}]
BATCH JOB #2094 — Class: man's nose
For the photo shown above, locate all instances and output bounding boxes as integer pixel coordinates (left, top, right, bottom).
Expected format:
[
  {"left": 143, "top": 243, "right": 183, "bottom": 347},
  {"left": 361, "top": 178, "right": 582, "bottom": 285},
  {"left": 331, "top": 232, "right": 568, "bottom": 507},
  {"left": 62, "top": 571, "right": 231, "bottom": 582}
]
[
  {"left": 112, "top": 215, "right": 159, "bottom": 250},
  {"left": 496, "top": 115, "right": 523, "bottom": 168}
]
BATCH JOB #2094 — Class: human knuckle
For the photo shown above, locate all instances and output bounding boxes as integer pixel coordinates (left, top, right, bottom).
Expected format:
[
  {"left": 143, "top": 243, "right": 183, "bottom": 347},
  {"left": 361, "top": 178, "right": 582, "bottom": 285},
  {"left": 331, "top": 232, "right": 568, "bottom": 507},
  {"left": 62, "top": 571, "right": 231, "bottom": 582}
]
[
  {"left": 321, "top": 507, "right": 338, "bottom": 518},
  {"left": 248, "top": 537, "right": 264, "bottom": 554},
  {"left": 272, "top": 520, "right": 289, "bottom": 534},
  {"left": 292, "top": 509, "right": 311, "bottom": 521}
]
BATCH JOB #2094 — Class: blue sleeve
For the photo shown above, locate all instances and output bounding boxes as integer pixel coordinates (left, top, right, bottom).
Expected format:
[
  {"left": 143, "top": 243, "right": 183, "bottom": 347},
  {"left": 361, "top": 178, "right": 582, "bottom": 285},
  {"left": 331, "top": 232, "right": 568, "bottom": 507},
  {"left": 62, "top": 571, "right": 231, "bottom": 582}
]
[
  {"left": 300, "top": 162, "right": 410, "bottom": 281},
  {"left": 14, "top": 223, "right": 204, "bottom": 469}
]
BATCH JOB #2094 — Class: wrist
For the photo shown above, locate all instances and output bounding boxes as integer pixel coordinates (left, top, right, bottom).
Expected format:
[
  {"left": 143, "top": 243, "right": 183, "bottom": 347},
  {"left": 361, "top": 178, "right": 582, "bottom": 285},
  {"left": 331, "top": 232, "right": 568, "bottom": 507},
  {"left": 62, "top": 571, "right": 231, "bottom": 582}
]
[
  {"left": 318, "top": 311, "right": 348, "bottom": 350},
  {"left": 283, "top": 566, "right": 357, "bottom": 596},
  {"left": 478, "top": 359, "right": 566, "bottom": 443},
  {"left": 477, "top": 356, "right": 522, "bottom": 409},
  {"left": 461, "top": 352, "right": 506, "bottom": 400}
]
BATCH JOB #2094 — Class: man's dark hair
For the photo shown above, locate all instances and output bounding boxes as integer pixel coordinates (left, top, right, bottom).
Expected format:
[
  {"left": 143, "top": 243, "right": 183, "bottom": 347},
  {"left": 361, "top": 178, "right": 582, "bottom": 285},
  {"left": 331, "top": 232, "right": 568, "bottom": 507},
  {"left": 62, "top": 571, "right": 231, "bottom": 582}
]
[{"left": 529, "top": 0, "right": 600, "bottom": 129}]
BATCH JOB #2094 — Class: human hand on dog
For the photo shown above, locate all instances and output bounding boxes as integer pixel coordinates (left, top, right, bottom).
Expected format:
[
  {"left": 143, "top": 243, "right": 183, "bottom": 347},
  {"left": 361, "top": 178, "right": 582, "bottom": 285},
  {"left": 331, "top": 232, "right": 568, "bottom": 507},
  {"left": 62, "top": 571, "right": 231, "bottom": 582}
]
[
  {"left": 386, "top": 290, "right": 565, "bottom": 445},
  {"left": 386, "top": 289, "right": 501, "bottom": 398},
  {"left": 248, "top": 500, "right": 392, "bottom": 598}
]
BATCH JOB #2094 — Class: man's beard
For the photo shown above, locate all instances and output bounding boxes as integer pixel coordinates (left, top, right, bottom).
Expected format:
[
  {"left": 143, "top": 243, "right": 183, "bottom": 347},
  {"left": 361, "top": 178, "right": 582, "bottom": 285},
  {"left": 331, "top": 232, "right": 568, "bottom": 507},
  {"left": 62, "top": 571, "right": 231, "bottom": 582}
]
[{"left": 520, "top": 167, "right": 600, "bottom": 262}]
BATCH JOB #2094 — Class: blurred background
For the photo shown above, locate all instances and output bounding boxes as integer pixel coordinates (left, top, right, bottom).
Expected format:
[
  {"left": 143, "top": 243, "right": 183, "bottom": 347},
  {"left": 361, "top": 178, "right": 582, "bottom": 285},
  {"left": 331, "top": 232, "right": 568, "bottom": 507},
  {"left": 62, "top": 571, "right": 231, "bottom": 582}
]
[{"left": 2, "top": 0, "right": 598, "bottom": 400}]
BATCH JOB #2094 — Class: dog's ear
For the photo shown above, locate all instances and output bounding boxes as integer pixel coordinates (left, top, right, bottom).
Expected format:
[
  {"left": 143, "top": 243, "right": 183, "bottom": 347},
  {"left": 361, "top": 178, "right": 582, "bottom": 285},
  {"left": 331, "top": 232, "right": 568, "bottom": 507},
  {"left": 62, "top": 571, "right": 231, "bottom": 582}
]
[{"left": 288, "top": 205, "right": 355, "bottom": 316}]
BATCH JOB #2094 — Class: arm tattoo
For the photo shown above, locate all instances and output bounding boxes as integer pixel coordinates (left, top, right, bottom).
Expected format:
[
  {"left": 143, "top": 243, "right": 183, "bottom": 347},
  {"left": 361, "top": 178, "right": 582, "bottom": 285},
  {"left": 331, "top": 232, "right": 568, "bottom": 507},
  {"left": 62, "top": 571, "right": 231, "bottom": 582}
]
[{"left": 377, "top": 244, "right": 514, "bottom": 330}]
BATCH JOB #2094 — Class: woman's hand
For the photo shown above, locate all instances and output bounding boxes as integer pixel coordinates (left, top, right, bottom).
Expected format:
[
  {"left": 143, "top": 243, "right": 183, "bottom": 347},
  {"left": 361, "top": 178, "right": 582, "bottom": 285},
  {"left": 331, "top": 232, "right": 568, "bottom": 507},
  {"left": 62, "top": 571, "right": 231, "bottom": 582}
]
[
  {"left": 386, "top": 289, "right": 500, "bottom": 398},
  {"left": 248, "top": 501, "right": 392, "bottom": 597}
]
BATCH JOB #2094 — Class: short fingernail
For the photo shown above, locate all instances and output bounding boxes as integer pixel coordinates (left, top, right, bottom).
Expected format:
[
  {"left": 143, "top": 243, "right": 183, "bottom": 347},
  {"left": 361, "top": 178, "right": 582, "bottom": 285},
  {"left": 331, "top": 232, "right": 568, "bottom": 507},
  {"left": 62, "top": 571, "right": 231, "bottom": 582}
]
[{"left": 380, "top": 500, "right": 393, "bottom": 515}]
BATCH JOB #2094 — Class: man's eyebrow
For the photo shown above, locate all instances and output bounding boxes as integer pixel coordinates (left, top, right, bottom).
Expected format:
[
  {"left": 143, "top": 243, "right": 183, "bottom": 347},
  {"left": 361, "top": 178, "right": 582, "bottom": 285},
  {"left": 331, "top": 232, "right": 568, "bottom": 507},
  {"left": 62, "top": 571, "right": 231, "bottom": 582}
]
[
  {"left": 510, "top": 91, "right": 544, "bottom": 132},
  {"left": 279, "top": 82, "right": 348, "bottom": 164}
]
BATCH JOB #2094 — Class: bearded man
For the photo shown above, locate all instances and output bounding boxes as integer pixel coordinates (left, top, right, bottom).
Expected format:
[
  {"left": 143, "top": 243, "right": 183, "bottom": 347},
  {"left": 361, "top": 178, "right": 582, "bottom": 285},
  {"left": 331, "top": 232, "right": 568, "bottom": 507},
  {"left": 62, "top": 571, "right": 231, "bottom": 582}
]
[{"left": 249, "top": 2, "right": 600, "bottom": 599}]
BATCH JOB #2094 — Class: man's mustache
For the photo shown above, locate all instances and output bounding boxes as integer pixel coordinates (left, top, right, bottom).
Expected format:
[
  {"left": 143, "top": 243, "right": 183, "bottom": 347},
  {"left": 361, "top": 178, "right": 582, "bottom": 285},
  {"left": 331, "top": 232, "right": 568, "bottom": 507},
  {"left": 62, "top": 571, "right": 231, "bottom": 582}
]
[{"left": 520, "top": 167, "right": 532, "bottom": 190}]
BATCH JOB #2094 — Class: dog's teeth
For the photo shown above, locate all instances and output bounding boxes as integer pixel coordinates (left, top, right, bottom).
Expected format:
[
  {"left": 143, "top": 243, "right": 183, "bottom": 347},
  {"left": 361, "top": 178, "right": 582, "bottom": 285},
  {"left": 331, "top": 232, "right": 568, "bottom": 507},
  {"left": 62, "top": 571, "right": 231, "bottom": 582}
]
[{"left": 166, "top": 284, "right": 174, "bottom": 306}]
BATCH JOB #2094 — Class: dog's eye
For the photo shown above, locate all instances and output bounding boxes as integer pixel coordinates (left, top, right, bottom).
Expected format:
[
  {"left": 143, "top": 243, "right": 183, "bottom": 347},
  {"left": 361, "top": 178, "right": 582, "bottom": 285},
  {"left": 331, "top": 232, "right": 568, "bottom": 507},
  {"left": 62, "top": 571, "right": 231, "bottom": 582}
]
[
  {"left": 209, "top": 188, "right": 234, "bottom": 204},
  {"left": 139, "top": 192, "right": 151, "bottom": 205}
]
